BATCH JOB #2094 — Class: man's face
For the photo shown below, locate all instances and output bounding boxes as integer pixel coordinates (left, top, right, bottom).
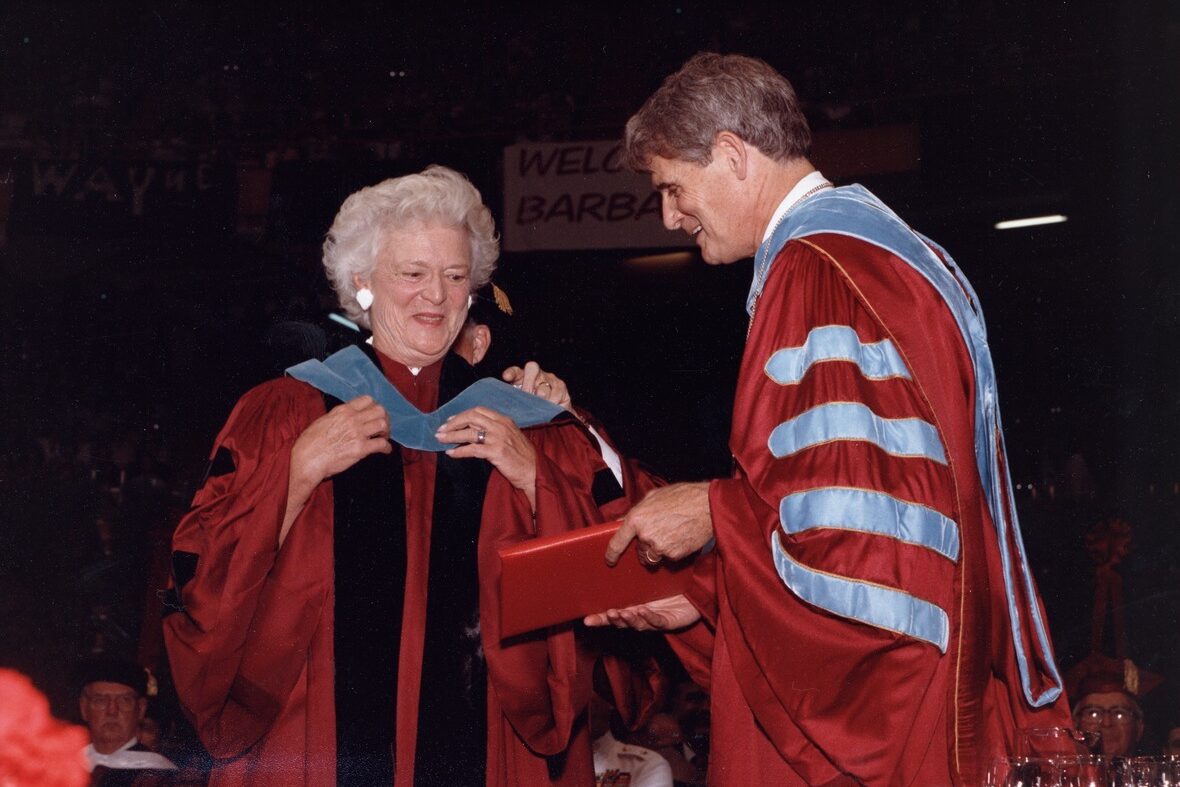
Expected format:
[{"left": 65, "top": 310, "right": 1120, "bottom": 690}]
[
  {"left": 1074, "top": 691, "right": 1144, "bottom": 757},
  {"left": 637, "top": 713, "right": 683, "bottom": 749},
  {"left": 674, "top": 684, "right": 707, "bottom": 740},
  {"left": 670, "top": 682, "right": 709, "bottom": 722},
  {"left": 648, "top": 152, "right": 750, "bottom": 265},
  {"left": 1165, "top": 726, "right": 1180, "bottom": 756},
  {"left": 80, "top": 680, "right": 146, "bottom": 754}
]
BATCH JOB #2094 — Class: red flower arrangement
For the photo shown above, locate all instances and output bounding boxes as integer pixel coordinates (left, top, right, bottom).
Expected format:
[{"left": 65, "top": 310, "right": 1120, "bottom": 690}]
[{"left": 0, "top": 668, "right": 89, "bottom": 787}]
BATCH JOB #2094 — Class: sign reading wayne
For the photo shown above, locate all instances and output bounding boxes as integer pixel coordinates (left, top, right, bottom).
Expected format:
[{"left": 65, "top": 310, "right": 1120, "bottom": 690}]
[
  {"left": 503, "top": 141, "right": 692, "bottom": 253},
  {"left": 9, "top": 160, "right": 235, "bottom": 239}
]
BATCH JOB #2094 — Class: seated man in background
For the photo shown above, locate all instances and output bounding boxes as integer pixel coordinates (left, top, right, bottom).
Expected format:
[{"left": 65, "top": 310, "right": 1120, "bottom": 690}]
[
  {"left": 666, "top": 679, "right": 709, "bottom": 776},
  {"left": 635, "top": 678, "right": 710, "bottom": 787},
  {"left": 1071, "top": 667, "right": 1148, "bottom": 757},
  {"left": 78, "top": 657, "right": 176, "bottom": 785},
  {"left": 633, "top": 712, "right": 705, "bottom": 787},
  {"left": 590, "top": 694, "right": 673, "bottom": 787},
  {"left": 1163, "top": 721, "right": 1180, "bottom": 756}
]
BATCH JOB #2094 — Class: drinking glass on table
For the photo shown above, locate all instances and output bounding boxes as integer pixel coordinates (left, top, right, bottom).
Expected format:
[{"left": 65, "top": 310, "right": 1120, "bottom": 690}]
[
  {"left": 985, "top": 755, "right": 1109, "bottom": 787},
  {"left": 983, "top": 728, "right": 1109, "bottom": 785},
  {"left": 1112, "top": 755, "right": 1180, "bottom": 787},
  {"left": 1019, "top": 727, "right": 1096, "bottom": 757}
]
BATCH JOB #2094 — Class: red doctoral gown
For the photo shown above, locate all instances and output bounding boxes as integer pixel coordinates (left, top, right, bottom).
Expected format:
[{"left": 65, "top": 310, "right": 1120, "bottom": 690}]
[
  {"left": 163, "top": 351, "right": 661, "bottom": 786},
  {"left": 672, "top": 232, "right": 1071, "bottom": 786}
]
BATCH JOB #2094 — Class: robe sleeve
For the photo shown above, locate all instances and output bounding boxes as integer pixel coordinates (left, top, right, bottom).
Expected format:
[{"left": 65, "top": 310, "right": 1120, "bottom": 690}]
[
  {"left": 162, "top": 378, "right": 333, "bottom": 759},
  {"left": 707, "top": 241, "right": 961, "bottom": 781},
  {"left": 479, "top": 418, "right": 665, "bottom": 758}
]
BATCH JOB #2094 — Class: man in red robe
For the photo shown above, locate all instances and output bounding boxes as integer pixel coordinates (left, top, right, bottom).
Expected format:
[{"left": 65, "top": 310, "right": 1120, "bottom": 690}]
[
  {"left": 587, "top": 52, "right": 1072, "bottom": 786},
  {"left": 163, "top": 341, "right": 660, "bottom": 785}
]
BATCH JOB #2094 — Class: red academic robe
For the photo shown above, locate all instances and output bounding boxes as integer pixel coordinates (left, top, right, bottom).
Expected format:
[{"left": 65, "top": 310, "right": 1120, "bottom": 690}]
[
  {"left": 163, "top": 352, "right": 660, "bottom": 786},
  {"left": 672, "top": 233, "right": 1071, "bottom": 786}
]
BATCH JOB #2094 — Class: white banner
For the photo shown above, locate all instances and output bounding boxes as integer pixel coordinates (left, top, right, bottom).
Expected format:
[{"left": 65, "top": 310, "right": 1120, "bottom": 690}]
[{"left": 502, "top": 140, "right": 692, "bottom": 252}]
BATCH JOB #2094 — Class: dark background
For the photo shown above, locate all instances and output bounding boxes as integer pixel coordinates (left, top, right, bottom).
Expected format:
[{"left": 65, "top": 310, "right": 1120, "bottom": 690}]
[{"left": 0, "top": 0, "right": 1176, "bottom": 751}]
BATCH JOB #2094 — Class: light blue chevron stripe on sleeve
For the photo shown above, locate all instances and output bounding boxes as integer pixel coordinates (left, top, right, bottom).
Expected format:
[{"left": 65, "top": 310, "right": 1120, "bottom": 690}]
[
  {"left": 779, "top": 487, "right": 959, "bottom": 561},
  {"left": 771, "top": 531, "right": 949, "bottom": 652},
  {"left": 765, "top": 325, "right": 910, "bottom": 385},
  {"left": 768, "top": 402, "right": 947, "bottom": 464}
]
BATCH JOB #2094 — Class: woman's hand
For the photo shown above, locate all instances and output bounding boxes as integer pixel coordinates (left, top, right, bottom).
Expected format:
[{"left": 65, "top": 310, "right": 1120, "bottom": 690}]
[
  {"left": 282, "top": 396, "right": 391, "bottom": 545},
  {"left": 501, "top": 361, "right": 572, "bottom": 411},
  {"left": 292, "top": 395, "right": 392, "bottom": 483},
  {"left": 435, "top": 406, "right": 538, "bottom": 510}
]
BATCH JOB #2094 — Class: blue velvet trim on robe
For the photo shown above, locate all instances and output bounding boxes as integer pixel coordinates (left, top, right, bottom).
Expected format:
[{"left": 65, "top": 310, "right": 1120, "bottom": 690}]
[
  {"left": 771, "top": 532, "right": 950, "bottom": 653},
  {"left": 768, "top": 402, "right": 947, "bottom": 465},
  {"left": 765, "top": 325, "right": 910, "bottom": 385},
  {"left": 286, "top": 346, "right": 564, "bottom": 452},
  {"left": 779, "top": 487, "right": 960, "bottom": 562}
]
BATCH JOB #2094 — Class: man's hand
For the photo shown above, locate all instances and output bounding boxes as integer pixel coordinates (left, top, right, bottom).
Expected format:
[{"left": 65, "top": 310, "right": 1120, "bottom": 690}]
[
  {"left": 502, "top": 361, "right": 572, "bottom": 410},
  {"left": 583, "top": 594, "right": 701, "bottom": 631},
  {"left": 605, "top": 482, "right": 713, "bottom": 566}
]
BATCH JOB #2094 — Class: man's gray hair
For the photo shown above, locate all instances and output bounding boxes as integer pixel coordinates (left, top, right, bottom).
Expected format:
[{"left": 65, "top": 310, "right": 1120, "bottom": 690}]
[
  {"left": 624, "top": 52, "right": 811, "bottom": 170},
  {"left": 322, "top": 165, "right": 499, "bottom": 329}
]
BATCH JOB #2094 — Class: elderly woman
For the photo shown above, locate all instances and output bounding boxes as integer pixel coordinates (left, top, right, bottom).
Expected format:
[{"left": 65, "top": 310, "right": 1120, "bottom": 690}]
[{"left": 163, "top": 166, "right": 661, "bottom": 786}]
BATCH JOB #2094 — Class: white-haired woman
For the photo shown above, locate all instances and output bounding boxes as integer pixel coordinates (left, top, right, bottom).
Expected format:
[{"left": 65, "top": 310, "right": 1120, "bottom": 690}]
[{"left": 163, "top": 166, "right": 662, "bottom": 786}]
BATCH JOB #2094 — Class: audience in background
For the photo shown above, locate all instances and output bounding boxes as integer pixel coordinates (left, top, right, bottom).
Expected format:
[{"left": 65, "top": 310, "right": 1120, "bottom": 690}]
[
  {"left": 1162, "top": 720, "right": 1180, "bottom": 756},
  {"left": 666, "top": 680, "right": 709, "bottom": 775},
  {"left": 633, "top": 712, "right": 702, "bottom": 787},
  {"left": 0, "top": 15, "right": 1175, "bottom": 775},
  {"left": 628, "top": 678, "right": 708, "bottom": 787},
  {"left": 589, "top": 694, "right": 673, "bottom": 787}
]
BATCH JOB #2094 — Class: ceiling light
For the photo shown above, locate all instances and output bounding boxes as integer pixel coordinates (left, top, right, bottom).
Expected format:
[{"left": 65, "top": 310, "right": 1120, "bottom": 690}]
[{"left": 994, "top": 214, "right": 1068, "bottom": 230}]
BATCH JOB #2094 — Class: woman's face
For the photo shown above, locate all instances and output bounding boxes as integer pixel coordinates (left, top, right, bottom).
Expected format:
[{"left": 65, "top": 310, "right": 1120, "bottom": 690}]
[{"left": 358, "top": 223, "right": 472, "bottom": 367}]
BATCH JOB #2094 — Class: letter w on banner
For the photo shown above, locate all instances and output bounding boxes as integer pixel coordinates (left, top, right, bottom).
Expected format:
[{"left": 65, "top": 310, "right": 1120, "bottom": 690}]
[{"left": 503, "top": 140, "right": 694, "bottom": 252}]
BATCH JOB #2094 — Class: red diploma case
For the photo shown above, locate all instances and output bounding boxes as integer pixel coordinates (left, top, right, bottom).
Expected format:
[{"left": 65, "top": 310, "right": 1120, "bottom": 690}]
[{"left": 497, "top": 519, "right": 694, "bottom": 638}]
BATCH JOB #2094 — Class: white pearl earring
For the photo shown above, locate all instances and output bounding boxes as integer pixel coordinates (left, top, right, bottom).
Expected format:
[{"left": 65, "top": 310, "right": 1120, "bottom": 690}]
[{"left": 356, "top": 287, "right": 374, "bottom": 311}]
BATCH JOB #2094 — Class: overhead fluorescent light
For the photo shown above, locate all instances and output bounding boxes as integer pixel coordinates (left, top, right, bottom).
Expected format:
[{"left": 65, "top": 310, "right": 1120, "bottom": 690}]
[{"left": 994, "top": 214, "right": 1068, "bottom": 230}]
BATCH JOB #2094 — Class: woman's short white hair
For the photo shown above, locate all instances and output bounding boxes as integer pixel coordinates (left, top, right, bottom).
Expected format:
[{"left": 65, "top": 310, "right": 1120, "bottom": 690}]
[{"left": 323, "top": 165, "right": 499, "bottom": 329}]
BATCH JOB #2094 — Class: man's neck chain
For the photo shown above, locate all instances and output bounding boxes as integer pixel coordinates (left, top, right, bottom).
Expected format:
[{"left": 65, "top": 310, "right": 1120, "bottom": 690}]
[{"left": 748, "top": 180, "right": 834, "bottom": 334}]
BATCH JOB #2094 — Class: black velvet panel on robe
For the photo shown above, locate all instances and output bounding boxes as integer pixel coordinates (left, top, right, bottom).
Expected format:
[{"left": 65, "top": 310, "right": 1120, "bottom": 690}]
[
  {"left": 331, "top": 412, "right": 405, "bottom": 785},
  {"left": 330, "top": 350, "right": 492, "bottom": 786}
]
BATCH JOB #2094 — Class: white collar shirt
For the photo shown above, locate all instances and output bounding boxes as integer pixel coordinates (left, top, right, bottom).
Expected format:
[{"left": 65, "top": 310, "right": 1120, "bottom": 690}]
[
  {"left": 761, "top": 170, "right": 831, "bottom": 245},
  {"left": 83, "top": 737, "right": 177, "bottom": 772}
]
